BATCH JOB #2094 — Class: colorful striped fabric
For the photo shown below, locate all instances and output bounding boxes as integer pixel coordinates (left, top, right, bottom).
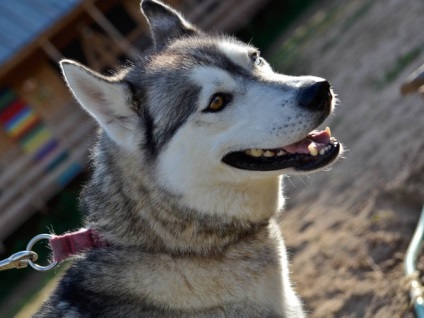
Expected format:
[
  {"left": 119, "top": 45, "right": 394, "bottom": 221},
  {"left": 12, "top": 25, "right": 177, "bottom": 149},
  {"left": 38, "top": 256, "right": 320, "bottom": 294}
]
[
  {"left": 0, "top": 87, "right": 81, "bottom": 186},
  {"left": 0, "top": 88, "right": 56, "bottom": 159}
]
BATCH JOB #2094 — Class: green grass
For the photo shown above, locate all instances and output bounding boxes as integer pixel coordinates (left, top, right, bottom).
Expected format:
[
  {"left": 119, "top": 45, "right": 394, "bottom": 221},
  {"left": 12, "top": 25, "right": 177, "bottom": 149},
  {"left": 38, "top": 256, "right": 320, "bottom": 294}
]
[
  {"left": 269, "top": 0, "right": 376, "bottom": 74},
  {"left": 236, "top": 0, "right": 318, "bottom": 51},
  {"left": 2, "top": 269, "right": 62, "bottom": 318},
  {"left": 321, "top": 0, "right": 375, "bottom": 53},
  {"left": 339, "top": 1, "right": 374, "bottom": 33},
  {"left": 382, "top": 46, "right": 423, "bottom": 84},
  {"left": 268, "top": 5, "right": 339, "bottom": 74},
  {"left": 370, "top": 45, "right": 424, "bottom": 90}
]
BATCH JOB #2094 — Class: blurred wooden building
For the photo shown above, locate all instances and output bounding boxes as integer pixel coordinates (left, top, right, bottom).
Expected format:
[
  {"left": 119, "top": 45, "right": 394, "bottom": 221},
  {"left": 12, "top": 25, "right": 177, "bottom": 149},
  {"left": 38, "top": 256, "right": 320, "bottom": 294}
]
[{"left": 0, "top": 0, "right": 271, "bottom": 244}]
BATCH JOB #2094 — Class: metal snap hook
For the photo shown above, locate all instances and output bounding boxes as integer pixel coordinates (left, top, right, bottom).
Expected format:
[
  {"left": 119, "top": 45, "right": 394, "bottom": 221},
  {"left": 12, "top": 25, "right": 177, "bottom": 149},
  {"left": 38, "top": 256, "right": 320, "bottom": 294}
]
[
  {"left": 0, "top": 250, "right": 38, "bottom": 271},
  {"left": 26, "top": 234, "right": 58, "bottom": 271}
]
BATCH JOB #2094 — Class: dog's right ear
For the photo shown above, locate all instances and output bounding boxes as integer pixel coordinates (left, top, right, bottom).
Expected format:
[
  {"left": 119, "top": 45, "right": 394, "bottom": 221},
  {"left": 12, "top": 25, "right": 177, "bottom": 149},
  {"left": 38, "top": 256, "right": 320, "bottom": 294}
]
[
  {"left": 60, "top": 59, "right": 140, "bottom": 151},
  {"left": 141, "top": 0, "right": 201, "bottom": 50}
]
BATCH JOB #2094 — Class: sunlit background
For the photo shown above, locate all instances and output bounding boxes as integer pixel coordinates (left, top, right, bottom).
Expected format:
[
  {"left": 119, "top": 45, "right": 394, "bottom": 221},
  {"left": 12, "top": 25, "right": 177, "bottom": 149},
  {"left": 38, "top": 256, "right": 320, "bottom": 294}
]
[{"left": 0, "top": 0, "right": 423, "bottom": 317}]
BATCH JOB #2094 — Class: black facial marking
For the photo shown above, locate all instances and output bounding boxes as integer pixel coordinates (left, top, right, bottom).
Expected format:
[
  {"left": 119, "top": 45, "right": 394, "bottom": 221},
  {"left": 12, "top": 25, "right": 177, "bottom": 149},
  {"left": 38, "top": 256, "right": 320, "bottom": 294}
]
[
  {"left": 141, "top": 106, "right": 156, "bottom": 156},
  {"left": 187, "top": 46, "right": 254, "bottom": 80},
  {"left": 154, "top": 84, "right": 202, "bottom": 150},
  {"left": 126, "top": 80, "right": 157, "bottom": 156}
]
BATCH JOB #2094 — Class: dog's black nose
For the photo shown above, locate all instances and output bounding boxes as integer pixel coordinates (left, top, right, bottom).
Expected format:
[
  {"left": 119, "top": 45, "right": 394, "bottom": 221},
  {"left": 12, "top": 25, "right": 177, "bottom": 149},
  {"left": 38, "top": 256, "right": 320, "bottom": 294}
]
[{"left": 298, "top": 80, "right": 332, "bottom": 114}]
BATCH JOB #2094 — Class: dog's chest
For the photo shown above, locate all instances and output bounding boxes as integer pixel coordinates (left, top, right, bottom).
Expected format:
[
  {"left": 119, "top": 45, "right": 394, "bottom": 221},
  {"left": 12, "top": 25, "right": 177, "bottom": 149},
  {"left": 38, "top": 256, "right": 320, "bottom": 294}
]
[{"left": 96, "top": 241, "right": 286, "bottom": 314}]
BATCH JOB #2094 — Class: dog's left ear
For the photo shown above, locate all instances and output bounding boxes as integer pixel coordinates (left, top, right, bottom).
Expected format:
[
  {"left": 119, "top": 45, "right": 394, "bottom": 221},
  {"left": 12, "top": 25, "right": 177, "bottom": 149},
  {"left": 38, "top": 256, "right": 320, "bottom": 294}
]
[
  {"left": 60, "top": 60, "right": 139, "bottom": 151},
  {"left": 141, "top": 0, "right": 201, "bottom": 50}
]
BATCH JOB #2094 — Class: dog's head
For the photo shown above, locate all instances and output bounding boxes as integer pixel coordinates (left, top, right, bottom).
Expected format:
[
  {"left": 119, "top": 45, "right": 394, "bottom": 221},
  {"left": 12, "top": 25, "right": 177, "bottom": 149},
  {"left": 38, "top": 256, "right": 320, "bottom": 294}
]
[{"left": 61, "top": 0, "right": 342, "bottom": 192}]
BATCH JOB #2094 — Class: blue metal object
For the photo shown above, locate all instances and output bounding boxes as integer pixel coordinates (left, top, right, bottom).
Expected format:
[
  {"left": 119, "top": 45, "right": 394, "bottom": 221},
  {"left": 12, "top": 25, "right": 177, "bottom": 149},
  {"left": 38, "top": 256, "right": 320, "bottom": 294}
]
[
  {"left": 405, "top": 206, "right": 424, "bottom": 318},
  {"left": 0, "top": 0, "right": 81, "bottom": 65}
]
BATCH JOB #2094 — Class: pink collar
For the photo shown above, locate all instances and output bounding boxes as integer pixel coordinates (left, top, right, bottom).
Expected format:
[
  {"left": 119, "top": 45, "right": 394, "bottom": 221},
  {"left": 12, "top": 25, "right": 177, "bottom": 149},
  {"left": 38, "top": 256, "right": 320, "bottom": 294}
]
[{"left": 49, "top": 228, "right": 107, "bottom": 262}]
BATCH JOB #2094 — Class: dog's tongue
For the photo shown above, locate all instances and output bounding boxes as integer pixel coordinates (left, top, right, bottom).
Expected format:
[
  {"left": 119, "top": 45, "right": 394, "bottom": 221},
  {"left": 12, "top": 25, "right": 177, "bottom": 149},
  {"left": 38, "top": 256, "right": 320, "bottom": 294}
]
[{"left": 283, "top": 127, "right": 331, "bottom": 155}]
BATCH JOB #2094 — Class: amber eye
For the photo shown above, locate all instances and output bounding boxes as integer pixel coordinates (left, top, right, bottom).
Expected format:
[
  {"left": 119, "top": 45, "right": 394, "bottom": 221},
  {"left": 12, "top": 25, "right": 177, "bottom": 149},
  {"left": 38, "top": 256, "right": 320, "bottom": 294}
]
[
  {"left": 209, "top": 95, "right": 224, "bottom": 110},
  {"left": 205, "top": 93, "right": 232, "bottom": 113},
  {"left": 204, "top": 93, "right": 232, "bottom": 112}
]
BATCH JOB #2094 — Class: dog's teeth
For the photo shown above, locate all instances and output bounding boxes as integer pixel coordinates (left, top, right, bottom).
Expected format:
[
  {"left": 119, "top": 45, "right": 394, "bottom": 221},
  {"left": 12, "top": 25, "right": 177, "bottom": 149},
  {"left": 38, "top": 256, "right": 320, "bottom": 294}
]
[
  {"left": 308, "top": 144, "right": 318, "bottom": 156},
  {"left": 276, "top": 150, "right": 286, "bottom": 156},
  {"left": 319, "top": 149, "right": 325, "bottom": 155},
  {"left": 263, "top": 150, "right": 275, "bottom": 157},
  {"left": 245, "top": 149, "right": 252, "bottom": 155},
  {"left": 325, "top": 126, "right": 331, "bottom": 137},
  {"left": 250, "top": 149, "right": 263, "bottom": 157}
]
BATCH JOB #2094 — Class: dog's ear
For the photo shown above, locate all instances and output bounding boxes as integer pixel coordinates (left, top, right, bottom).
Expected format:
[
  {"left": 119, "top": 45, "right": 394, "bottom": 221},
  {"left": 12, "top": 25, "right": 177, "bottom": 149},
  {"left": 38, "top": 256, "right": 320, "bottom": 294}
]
[
  {"left": 60, "top": 60, "right": 139, "bottom": 151},
  {"left": 141, "top": 0, "right": 200, "bottom": 49}
]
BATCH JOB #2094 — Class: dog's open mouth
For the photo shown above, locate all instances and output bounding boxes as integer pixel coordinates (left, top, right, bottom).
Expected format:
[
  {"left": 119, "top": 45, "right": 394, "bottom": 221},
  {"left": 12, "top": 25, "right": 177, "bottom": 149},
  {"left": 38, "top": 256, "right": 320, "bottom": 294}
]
[{"left": 222, "top": 127, "right": 341, "bottom": 172}]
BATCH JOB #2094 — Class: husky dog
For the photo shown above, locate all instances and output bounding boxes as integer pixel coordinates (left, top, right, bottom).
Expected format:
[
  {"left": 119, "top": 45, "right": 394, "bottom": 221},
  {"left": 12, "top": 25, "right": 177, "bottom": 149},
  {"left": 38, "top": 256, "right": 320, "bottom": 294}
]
[{"left": 35, "top": 0, "right": 342, "bottom": 317}]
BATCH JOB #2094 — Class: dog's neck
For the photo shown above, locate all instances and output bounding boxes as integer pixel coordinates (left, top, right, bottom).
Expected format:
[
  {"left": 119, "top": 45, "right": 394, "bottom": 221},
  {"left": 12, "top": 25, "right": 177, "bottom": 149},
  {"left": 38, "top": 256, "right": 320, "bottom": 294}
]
[
  {"left": 82, "top": 137, "right": 283, "bottom": 256},
  {"left": 179, "top": 177, "right": 283, "bottom": 222}
]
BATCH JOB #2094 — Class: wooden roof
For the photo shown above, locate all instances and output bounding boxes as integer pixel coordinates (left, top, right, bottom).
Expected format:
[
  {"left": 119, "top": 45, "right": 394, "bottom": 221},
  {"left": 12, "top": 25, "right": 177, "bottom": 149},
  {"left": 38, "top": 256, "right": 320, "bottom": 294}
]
[{"left": 0, "top": 0, "right": 81, "bottom": 65}]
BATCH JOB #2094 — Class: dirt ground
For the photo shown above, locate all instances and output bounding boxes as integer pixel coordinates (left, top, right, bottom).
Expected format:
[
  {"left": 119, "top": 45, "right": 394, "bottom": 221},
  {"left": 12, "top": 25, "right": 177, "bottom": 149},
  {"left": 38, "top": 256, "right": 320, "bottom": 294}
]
[{"left": 267, "top": 0, "right": 424, "bottom": 317}]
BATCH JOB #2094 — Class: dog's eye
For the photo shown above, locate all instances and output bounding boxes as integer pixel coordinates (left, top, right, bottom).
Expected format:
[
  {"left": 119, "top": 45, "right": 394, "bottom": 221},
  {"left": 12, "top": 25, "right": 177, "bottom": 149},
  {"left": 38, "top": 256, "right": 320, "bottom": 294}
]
[
  {"left": 205, "top": 94, "right": 231, "bottom": 112},
  {"left": 209, "top": 95, "right": 225, "bottom": 111}
]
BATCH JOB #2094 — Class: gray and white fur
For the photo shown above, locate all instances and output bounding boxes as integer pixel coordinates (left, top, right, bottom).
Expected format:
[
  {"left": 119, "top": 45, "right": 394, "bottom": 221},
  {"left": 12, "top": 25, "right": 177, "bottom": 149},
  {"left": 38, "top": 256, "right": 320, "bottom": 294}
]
[{"left": 35, "top": 1, "right": 342, "bottom": 317}]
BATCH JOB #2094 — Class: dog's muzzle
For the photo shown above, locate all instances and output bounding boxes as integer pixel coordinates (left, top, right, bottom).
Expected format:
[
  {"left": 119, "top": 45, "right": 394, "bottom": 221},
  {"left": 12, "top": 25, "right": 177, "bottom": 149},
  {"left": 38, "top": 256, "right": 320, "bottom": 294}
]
[{"left": 221, "top": 79, "right": 342, "bottom": 173}]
